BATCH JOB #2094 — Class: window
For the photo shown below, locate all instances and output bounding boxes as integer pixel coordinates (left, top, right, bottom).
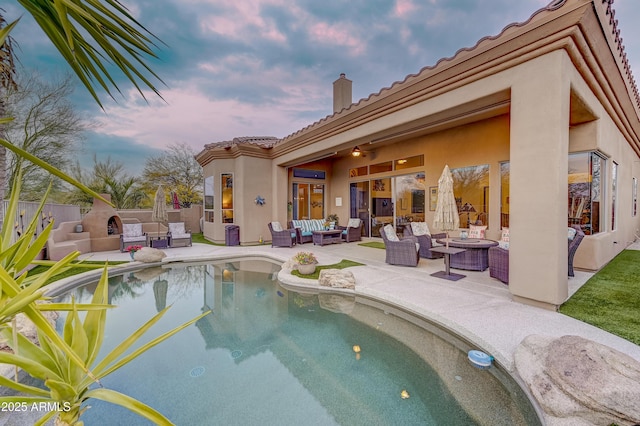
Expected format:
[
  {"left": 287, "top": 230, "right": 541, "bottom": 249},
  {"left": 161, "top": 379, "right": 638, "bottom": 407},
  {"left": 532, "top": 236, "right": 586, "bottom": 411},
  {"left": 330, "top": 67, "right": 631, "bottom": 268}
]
[
  {"left": 451, "top": 165, "right": 490, "bottom": 228},
  {"left": 370, "top": 161, "right": 393, "bottom": 174},
  {"left": 292, "top": 183, "right": 325, "bottom": 219},
  {"left": 395, "top": 155, "right": 424, "bottom": 170},
  {"left": 611, "top": 162, "right": 618, "bottom": 231},
  {"left": 221, "top": 173, "right": 233, "bottom": 223},
  {"left": 349, "top": 166, "right": 368, "bottom": 177},
  {"left": 568, "top": 152, "right": 606, "bottom": 234},
  {"left": 293, "top": 168, "right": 325, "bottom": 179},
  {"left": 204, "top": 176, "right": 214, "bottom": 223},
  {"left": 500, "top": 162, "right": 510, "bottom": 228}
]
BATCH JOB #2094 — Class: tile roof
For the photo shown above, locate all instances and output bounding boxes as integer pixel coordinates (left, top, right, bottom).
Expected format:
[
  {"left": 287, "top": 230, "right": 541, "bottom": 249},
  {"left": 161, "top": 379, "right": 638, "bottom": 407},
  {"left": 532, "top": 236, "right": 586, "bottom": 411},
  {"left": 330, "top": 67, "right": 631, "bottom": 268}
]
[{"left": 203, "top": 136, "right": 279, "bottom": 150}]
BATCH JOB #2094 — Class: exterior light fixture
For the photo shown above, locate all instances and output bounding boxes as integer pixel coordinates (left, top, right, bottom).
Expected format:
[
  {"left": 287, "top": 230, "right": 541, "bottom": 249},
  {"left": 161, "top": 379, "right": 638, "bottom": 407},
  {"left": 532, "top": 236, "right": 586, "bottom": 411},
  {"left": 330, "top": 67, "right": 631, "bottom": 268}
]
[{"left": 351, "top": 146, "right": 362, "bottom": 157}]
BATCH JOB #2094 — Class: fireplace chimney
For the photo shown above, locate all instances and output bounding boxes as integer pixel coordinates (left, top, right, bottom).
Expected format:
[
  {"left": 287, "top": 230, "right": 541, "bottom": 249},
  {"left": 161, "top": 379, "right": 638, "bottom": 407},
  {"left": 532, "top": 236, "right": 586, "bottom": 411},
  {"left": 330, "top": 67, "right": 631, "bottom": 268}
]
[{"left": 333, "top": 73, "right": 352, "bottom": 113}]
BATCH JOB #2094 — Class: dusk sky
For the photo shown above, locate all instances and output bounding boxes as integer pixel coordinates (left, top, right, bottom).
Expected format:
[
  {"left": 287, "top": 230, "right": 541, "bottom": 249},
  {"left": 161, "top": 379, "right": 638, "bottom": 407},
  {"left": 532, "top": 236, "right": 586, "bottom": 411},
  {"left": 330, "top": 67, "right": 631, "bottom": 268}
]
[{"left": 5, "top": 0, "right": 640, "bottom": 174}]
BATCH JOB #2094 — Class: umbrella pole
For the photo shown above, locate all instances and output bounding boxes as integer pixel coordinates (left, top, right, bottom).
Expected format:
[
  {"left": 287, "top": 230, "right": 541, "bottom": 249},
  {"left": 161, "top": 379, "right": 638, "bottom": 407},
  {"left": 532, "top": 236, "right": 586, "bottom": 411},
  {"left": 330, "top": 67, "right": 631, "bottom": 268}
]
[{"left": 446, "top": 232, "right": 449, "bottom": 249}]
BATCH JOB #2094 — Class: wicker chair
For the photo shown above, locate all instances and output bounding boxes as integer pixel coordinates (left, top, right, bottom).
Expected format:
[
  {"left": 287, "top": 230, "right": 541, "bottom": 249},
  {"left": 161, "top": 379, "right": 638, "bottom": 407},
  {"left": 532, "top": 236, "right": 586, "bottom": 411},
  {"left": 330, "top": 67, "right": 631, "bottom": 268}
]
[
  {"left": 268, "top": 222, "right": 296, "bottom": 247},
  {"left": 120, "top": 223, "right": 147, "bottom": 252},
  {"left": 379, "top": 224, "right": 419, "bottom": 267},
  {"left": 338, "top": 218, "right": 363, "bottom": 242},
  {"left": 403, "top": 225, "right": 446, "bottom": 259},
  {"left": 488, "top": 225, "right": 586, "bottom": 284}
]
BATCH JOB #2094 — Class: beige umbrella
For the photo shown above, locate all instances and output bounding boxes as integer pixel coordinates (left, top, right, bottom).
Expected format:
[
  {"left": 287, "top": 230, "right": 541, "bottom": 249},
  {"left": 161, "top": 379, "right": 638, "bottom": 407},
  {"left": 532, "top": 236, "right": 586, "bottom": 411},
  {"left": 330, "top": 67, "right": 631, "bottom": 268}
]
[
  {"left": 153, "top": 279, "right": 169, "bottom": 312},
  {"left": 433, "top": 165, "right": 460, "bottom": 249},
  {"left": 151, "top": 185, "right": 168, "bottom": 237}
]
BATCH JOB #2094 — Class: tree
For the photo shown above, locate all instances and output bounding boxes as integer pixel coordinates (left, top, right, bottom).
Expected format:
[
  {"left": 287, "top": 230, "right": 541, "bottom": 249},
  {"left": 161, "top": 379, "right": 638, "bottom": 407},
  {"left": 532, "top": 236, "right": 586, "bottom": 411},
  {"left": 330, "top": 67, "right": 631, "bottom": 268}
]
[
  {"left": 142, "top": 142, "right": 203, "bottom": 207},
  {"left": 3, "top": 72, "right": 87, "bottom": 201},
  {"left": 65, "top": 156, "right": 148, "bottom": 209}
]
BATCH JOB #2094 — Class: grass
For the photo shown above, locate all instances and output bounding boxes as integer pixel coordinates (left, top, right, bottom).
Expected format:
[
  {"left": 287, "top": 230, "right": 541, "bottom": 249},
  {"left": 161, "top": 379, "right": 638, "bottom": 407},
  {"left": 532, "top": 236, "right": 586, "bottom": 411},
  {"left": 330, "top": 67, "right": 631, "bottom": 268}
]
[
  {"left": 291, "top": 259, "right": 365, "bottom": 280},
  {"left": 358, "top": 241, "right": 385, "bottom": 249},
  {"left": 28, "top": 260, "right": 127, "bottom": 285},
  {"left": 560, "top": 250, "right": 640, "bottom": 345},
  {"left": 192, "top": 233, "right": 224, "bottom": 245}
]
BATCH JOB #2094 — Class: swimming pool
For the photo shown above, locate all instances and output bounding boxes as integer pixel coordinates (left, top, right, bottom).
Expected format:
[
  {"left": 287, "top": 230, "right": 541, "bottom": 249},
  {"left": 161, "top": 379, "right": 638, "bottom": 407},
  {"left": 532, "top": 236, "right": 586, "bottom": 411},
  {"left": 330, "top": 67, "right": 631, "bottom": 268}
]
[{"left": 54, "top": 259, "right": 540, "bottom": 425}]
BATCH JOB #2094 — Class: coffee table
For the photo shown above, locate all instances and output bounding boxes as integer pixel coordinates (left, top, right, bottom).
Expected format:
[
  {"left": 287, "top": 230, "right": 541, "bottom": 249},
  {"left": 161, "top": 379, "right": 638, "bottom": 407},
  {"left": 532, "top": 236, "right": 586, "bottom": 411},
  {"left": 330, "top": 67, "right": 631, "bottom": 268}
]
[
  {"left": 429, "top": 246, "right": 467, "bottom": 281},
  {"left": 312, "top": 230, "right": 342, "bottom": 246},
  {"left": 435, "top": 238, "right": 499, "bottom": 271}
]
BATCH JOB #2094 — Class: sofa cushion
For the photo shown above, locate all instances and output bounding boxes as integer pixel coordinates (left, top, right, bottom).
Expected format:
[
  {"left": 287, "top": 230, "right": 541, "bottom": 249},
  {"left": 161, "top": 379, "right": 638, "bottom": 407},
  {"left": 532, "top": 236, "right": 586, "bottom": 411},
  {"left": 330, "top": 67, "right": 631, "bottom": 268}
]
[
  {"left": 501, "top": 227, "right": 510, "bottom": 242},
  {"left": 498, "top": 240, "right": 510, "bottom": 250},
  {"left": 383, "top": 224, "right": 399, "bottom": 241},
  {"left": 469, "top": 224, "right": 487, "bottom": 239},
  {"left": 410, "top": 222, "right": 430, "bottom": 236},
  {"left": 271, "top": 221, "right": 283, "bottom": 232},
  {"left": 169, "top": 222, "right": 186, "bottom": 235},
  {"left": 347, "top": 218, "right": 361, "bottom": 228},
  {"left": 568, "top": 227, "right": 577, "bottom": 241},
  {"left": 123, "top": 223, "right": 143, "bottom": 237}
]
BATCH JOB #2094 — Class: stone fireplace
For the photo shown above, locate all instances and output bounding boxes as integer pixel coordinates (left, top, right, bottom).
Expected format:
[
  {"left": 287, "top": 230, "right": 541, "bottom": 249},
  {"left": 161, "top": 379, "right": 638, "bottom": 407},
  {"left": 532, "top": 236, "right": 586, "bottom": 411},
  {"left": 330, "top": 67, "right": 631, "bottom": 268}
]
[{"left": 82, "top": 194, "right": 123, "bottom": 251}]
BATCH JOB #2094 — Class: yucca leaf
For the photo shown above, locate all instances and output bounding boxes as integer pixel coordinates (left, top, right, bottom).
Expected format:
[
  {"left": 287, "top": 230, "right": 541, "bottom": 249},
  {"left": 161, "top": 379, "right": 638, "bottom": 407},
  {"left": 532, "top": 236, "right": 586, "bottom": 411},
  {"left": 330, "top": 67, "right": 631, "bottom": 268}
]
[
  {"left": 0, "top": 18, "right": 20, "bottom": 46},
  {"left": 38, "top": 303, "right": 114, "bottom": 311},
  {"left": 0, "top": 352, "right": 62, "bottom": 382},
  {"left": 0, "top": 376, "right": 50, "bottom": 396},
  {"left": 92, "top": 311, "right": 209, "bottom": 381},
  {"left": 45, "top": 378, "right": 78, "bottom": 402},
  {"left": 85, "top": 388, "right": 173, "bottom": 425},
  {"left": 0, "top": 328, "right": 60, "bottom": 375},
  {"left": 84, "top": 266, "right": 109, "bottom": 366}
]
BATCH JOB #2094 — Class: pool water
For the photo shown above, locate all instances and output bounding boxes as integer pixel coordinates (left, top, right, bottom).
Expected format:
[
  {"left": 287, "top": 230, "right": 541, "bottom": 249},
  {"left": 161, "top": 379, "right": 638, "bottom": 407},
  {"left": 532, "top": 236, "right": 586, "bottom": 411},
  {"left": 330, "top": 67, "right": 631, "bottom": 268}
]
[{"left": 55, "top": 259, "right": 540, "bottom": 425}]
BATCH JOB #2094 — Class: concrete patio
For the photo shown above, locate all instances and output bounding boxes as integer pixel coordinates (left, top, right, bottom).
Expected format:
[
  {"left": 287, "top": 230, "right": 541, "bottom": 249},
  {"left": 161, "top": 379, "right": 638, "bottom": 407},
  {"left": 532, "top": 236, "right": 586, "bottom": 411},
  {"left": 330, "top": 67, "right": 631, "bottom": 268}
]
[{"left": 75, "top": 238, "right": 640, "bottom": 374}]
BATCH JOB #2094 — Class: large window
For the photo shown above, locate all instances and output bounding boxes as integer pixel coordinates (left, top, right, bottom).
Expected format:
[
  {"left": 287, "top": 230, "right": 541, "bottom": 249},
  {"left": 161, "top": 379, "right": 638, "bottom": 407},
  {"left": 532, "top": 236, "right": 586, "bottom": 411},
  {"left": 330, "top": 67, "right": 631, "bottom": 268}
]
[
  {"left": 568, "top": 152, "right": 606, "bottom": 234},
  {"left": 221, "top": 173, "right": 233, "bottom": 223},
  {"left": 204, "top": 176, "right": 214, "bottom": 223},
  {"left": 451, "top": 165, "right": 490, "bottom": 228}
]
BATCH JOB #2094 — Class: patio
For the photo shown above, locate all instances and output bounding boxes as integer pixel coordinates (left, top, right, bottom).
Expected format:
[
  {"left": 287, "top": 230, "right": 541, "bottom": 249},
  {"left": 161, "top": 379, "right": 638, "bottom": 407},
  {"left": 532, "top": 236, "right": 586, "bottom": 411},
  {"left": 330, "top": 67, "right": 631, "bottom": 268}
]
[{"left": 74, "top": 239, "right": 640, "bottom": 374}]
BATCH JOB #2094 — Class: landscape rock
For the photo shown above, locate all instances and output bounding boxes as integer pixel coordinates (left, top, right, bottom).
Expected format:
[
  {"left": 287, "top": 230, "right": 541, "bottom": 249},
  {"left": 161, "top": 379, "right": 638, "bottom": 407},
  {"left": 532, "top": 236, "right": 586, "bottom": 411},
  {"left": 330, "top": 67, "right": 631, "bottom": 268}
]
[
  {"left": 515, "top": 334, "right": 640, "bottom": 426},
  {"left": 0, "top": 305, "right": 59, "bottom": 351},
  {"left": 134, "top": 247, "right": 167, "bottom": 263},
  {"left": 318, "top": 269, "right": 355, "bottom": 289}
]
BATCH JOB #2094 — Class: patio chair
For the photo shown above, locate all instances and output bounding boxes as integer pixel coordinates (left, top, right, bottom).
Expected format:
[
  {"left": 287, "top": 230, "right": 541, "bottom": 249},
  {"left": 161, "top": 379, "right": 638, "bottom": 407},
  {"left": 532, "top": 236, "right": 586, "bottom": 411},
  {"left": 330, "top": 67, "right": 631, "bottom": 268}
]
[
  {"left": 403, "top": 222, "right": 446, "bottom": 259},
  {"left": 380, "top": 224, "right": 419, "bottom": 267},
  {"left": 168, "top": 222, "right": 192, "bottom": 247},
  {"left": 488, "top": 225, "right": 586, "bottom": 283},
  {"left": 268, "top": 222, "right": 297, "bottom": 247},
  {"left": 120, "top": 223, "right": 147, "bottom": 252},
  {"left": 338, "top": 218, "right": 363, "bottom": 242}
]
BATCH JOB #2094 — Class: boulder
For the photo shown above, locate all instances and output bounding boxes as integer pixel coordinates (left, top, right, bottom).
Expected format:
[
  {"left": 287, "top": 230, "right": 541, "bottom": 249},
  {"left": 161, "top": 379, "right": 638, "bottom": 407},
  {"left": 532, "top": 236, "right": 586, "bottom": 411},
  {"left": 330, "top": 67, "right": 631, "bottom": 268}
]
[
  {"left": 318, "top": 269, "right": 355, "bottom": 289},
  {"left": 134, "top": 247, "right": 167, "bottom": 263},
  {"left": 515, "top": 334, "right": 640, "bottom": 426}
]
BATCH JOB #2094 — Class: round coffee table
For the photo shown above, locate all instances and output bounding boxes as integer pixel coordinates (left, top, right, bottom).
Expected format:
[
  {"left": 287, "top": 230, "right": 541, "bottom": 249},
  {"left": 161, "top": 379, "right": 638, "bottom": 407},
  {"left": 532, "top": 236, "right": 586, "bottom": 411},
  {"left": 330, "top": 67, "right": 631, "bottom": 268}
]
[{"left": 435, "top": 238, "right": 498, "bottom": 271}]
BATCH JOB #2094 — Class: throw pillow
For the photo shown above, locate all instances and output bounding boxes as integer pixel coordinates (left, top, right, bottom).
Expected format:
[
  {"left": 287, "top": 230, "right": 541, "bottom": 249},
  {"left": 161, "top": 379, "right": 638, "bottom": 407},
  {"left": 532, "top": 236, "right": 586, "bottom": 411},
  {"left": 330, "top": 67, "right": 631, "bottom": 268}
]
[
  {"left": 468, "top": 224, "right": 487, "bottom": 239},
  {"left": 498, "top": 240, "right": 510, "bottom": 250},
  {"left": 124, "top": 223, "right": 143, "bottom": 237},
  {"left": 169, "top": 222, "right": 186, "bottom": 234},
  {"left": 271, "top": 222, "right": 283, "bottom": 232},
  {"left": 383, "top": 224, "right": 399, "bottom": 241},
  {"left": 347, "top": 218, "right": 361, "bottom": 228},
  {"left": 501, "top": 227, "right": 510, "bottom": 242},
  {"left": 568, "top": 227, "right": 577, "bottom": 241},
  {"left": 410, "top": 222, "right": 430, "bottom": 236}
]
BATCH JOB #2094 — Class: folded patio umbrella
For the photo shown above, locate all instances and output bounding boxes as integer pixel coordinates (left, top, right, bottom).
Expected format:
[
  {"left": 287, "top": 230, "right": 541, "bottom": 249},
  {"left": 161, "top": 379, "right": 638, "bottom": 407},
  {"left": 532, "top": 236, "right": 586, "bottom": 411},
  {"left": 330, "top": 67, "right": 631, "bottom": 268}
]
[
  {"left": 433, "top": 165, "right": 460, "bottom": 248},
  {"left": 152, "top": 185, "right": 168, "bottom": 236}
]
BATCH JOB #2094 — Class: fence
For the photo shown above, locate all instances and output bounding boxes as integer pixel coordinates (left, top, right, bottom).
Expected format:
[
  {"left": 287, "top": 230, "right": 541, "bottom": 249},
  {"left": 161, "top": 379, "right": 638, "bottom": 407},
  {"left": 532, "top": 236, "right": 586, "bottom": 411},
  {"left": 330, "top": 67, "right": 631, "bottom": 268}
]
[{"left": 1, "top": 201, "right": 82, "bottom": 243}]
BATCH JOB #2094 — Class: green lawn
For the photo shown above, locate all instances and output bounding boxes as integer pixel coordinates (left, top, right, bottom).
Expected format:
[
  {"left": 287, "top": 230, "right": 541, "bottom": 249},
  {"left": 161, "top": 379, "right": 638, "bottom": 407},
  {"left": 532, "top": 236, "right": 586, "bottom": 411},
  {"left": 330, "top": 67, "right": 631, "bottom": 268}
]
[
  {"left": 560, "top": 249, "right": 640, "bottom": 345},
  {"left": 291, "top": 259, "right": 365, "bottom": 279},
  {"left": 358, "top": 241, "right": 385, "bottom": 249},
  {"left": 29, "top": 260, "right": 127, "bottom": 285}
]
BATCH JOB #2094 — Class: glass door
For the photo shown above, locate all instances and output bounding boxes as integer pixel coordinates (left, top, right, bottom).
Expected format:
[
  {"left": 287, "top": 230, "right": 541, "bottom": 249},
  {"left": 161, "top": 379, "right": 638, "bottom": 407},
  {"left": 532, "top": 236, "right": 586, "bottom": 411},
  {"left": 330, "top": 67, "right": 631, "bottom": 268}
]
[
  {"left": 349, "top": 181, "right": 370, "bottom": 237},
  {"left": 292, "top": 183, "right": 325, "bottom": 220},
  {"left": 394, "top": 173, "right": 425, "bottom": 235},
  {"left": 371, "top": 178, "right": 392, "bottom": 237}
]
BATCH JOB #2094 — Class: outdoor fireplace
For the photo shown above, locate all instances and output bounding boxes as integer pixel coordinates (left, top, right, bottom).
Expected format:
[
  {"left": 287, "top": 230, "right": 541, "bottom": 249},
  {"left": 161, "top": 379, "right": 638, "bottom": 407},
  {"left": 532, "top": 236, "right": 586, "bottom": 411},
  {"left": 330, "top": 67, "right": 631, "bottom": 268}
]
[{"left": 81, "top": 194, "right": 123, "bottom": 251}]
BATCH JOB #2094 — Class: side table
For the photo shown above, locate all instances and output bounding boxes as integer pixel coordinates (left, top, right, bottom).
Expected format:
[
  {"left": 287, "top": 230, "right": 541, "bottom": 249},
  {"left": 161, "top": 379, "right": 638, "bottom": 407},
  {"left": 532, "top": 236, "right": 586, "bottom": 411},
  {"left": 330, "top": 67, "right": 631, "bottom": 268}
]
[{"left": 429, "top": 246, "right": 467, "bottom": 281}]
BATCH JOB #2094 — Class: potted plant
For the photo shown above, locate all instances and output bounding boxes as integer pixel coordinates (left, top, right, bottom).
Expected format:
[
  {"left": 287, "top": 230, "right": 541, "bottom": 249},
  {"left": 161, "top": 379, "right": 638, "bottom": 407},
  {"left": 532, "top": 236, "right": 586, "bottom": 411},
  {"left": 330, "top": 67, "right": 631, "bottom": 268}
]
[
  {"left": 294, "top": 251, "right": 318, "bottom": 275},
  {"left": 327, "top": 213, "right": 339, "bottom": 227}
]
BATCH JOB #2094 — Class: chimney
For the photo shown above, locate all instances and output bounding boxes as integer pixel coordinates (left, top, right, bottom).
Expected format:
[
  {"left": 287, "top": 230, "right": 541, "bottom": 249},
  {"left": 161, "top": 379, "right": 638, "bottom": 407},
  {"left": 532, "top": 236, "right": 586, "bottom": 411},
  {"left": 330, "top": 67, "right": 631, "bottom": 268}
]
[{"left": 333, "top": 73, "right": 352, "bottom": 113}]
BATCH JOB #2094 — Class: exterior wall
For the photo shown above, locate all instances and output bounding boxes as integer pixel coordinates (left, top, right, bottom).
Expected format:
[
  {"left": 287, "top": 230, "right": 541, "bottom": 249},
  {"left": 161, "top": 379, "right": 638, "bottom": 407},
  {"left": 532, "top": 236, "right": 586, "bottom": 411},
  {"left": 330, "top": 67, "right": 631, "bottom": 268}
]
[{"left": 202, "top": 156, "right": 273, "bottom": 244}]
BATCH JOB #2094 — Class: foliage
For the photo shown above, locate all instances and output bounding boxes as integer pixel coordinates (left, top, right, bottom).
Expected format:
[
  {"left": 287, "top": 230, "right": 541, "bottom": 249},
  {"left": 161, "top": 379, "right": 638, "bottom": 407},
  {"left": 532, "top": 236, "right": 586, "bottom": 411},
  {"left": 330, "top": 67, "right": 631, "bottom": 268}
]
[
  {"left": 141, "top": 142, "right": 203, "bottom": 207},
  {"left": 326, "top": 214, "right": 339, "bottom": 225},
  {"left": 64, "top": 156, "right": 147, "bottom": 208},
  {"left": 2, "top": 72, "right": 87, "bottom": 200},
  {"left": 560, "top": 250, "right": 640, "bottom": 345},
  {"left": 291, "top": 259, "right": 365, "bottom": 279},
  {"left": 191, "top": 233, "right": 224, "bottom": 246},
  {"left": 358, "top": 241, "right": 386, "bottom": 249},
  {"left": 293, "top": 252, "right": 318, "bottom": 265},
  {"left": 0, "top": 267, "right": 208, "bottom": 425},
  {"left": 3, "top": 0, "right": 164, "bottom": 108}
]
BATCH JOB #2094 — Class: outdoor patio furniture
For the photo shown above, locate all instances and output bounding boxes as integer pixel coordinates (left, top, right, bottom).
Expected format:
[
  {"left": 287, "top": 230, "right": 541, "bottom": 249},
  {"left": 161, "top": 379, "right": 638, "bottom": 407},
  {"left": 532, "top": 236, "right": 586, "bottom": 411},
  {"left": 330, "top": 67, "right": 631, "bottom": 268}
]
[
  {"left": 268, "top": 222, "right": 296, "bottom": 247},
  {"left": 380, "top": 224, "right": 419, "bottom": 267},
  {"left": 436, "top": 237, "right": 498, "bottom": 271},
  {"left": 120, "top": 223, "right": 147, "bottom": 252},
  {"left": 312, "top": 229, "right": 342, "bottom": 245},
  {"left": 290, "top": 219, "right": 326, "bottom": 244},
  {"left": 488, "top": 225, "right": 585, "bottom": 283},
  {"left": 338, "top": 218, "right": 363, "bottom": 242},
  {"left": 168, "top": 222, "right": 192, "bottom": 247},
  {"left": 403, "top": 223, "right": 446, "bottom": 259}
]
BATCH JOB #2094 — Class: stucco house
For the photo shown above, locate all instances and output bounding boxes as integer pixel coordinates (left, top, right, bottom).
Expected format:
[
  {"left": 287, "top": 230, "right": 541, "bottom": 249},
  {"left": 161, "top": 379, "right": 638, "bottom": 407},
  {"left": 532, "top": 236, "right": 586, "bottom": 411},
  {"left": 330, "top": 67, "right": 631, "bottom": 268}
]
[{"left": 196, "top": 0, "right": 640, "bottom": 310}]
